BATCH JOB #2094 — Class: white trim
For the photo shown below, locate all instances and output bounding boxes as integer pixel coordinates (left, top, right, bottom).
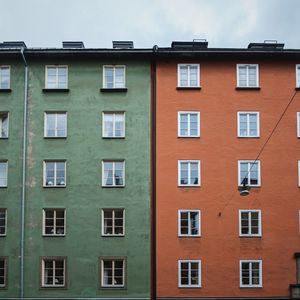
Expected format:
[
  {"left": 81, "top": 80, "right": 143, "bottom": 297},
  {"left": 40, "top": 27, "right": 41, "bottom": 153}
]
[
  {"left": 0, "top": 112, "right": 9, "bottom": 138},
  {"left": 43, "top": 161, "right": 66, "bottom": 187},
  {"left": 101, "top": 258, "right": 125, "bottom": 288},
  {"left": 177, "top": 64, "right": 200, "bottom": 87},
  {"left": 178, "top": 260, "right": 201, "bottom": 288},
  {"left": 44, "top": 112, "right": 67, "bottom": 138},
  {"left": 102, "top": 160, "right": 125, "bottom": 187},
  {"left": 0, "top": 65, "right": 10, "bottom": 89},
  {"left": 237, "top": 111, "right": 260, "bottom": 138},
  {"left": 298, "top": 161, "right": 300, "bottom": 187},
  {"left": 296, "top": 65, "right": 300, "bottom": 88},
  {"left": 178, "top": 111, "right": 200, "bottom": 137},
  {"left": 102, "top": 112, "right": 125, "bottom": 138},
  {"left": 239, "top": 209, "right": 262, "bottom": 237},
  {"left": 0, "top": 208, "right": 7, "bottom": 236},
  {"left": 0, "top": 161, "right": 8, "bottom": 187},
  {"left": 297, "top": 112, "right": 300, "bottom": 138},
  {"left": 239, "top": 260, "right": 262, "bottom": 288},
  {"left": 102, "top": 65, "right": 126, "bottom": 89},
  {"left": 101, "top": 208, "right": 125, "bottom": 236},
  {"left": 178, "top": 160, "right": 201, "bottom": 187},
  {"left": 178, "top": 210, "right": 201, "bottom": 237},
  {"left": 238, "top": 160, "right": 261, "bottom": 187},
  {"left": 41, "top": 258, "right": 66, "bottom": 287},
  {"left": 298, "top": 210, "right": 300, "bottom": 236},
  {"left": 236, "top": 64, "right": 259, "bottom": 88},
  {"left": 42, "top": 209, "right": 66, "bottom": 236},
  {"left": 45, "top": 65, "right": 68, "bottom": 89}
]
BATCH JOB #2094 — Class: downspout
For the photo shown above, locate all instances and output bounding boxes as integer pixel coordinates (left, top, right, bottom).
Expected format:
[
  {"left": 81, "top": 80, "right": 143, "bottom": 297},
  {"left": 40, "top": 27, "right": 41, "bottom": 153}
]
[
  {"left": 20, "top": 47, "right": 28, "bottom": 300},
  {"left": 151, "top": 46, "right": 157, "bottom": 300}
]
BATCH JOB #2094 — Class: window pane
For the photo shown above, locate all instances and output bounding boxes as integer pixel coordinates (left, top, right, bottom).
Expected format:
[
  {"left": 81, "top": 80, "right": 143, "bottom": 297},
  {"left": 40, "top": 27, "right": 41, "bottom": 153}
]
[{"left": 104, "top": 67, "right": 114, "bottom": 88}]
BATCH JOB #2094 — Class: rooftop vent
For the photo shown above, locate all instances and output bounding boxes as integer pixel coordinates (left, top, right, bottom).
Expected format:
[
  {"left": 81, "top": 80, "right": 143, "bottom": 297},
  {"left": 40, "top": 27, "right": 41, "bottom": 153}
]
[
  {"left": 62, "top": 41, "right": 85, "bottom": 49},
  {"left": 0, "top": 41, "right": 27, "bottom": 48},
  {"left": 248, "top": 40, "right": 284, "bottom": 50},
  {"left": 112, "top": 41, "right": 134, "bottom": 49},
  {"left": 171, "top": 39, "right": 208, "bottom": 49}
]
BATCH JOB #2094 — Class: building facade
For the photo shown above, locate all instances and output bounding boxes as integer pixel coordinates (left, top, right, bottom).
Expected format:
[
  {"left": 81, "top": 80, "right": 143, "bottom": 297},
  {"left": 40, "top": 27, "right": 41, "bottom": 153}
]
[
  {"left": 155, "top": 41, "right": 300, "bottom": 299},
  {"left": 0, "top": 42, "right": 152, "bottom": 299}
]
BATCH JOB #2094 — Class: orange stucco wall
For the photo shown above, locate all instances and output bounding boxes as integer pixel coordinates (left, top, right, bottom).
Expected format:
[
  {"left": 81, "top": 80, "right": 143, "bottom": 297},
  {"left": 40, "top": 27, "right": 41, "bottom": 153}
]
[{"left": 156, "top": 59, "right": 300, "bottom": 298}]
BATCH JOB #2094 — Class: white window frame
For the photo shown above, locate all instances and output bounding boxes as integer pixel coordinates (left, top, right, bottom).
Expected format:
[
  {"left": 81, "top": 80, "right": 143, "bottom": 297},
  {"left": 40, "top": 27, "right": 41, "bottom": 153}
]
[
  {"left": 43, "top": 161, "right": 66, "bottom": 187},
  {"left": 177, "top": 64, "right": 200, "bottom": 88},
  {"left": 102, "top": 112, "right": 125, "bottom": 138},
  {"left": 41, "top": 257, "right": 66, "bottom": 287},
  {"left": 178, "top": 160, "right": 201, "bottom": 187},
  {"left": 296, "top": 65, "right": 300, "bottom": 88},
  {"left": 100, "top": 258, "right": 125, "bottom": 288},
  {"left": 0, "top": 161, "right": 8, "bottom": 188},
  {"left": 178, "top": 112, "right": 200, "bottom": 137},
  {"left": 44, "top": 112, "right": 67, "bottom": 138},
  {"left": 240, "top": 260, "right": 262, "bottom": 288},
  {"left": 0, "top": 209, "right": 7, "bottom": 236},
  {"left": 297, "top": 112, "right": 300, "bottom": 138},
  {"left": 0, "top": 112, "right": 9, "bottom": 138},
  {"left": 178, "top": 210, "right": 201, "bottom": 237},
  {"left": 237, "top": 112, "right": 260, "bottom": 138},
  {"left": 43, "top": 209, "right": 66, "bottom": 236},
  {"left": 238, "top": 160, "right": 261, "bottom": 187},
  {"left": 178, "top": 260, "right": 201, "bottom": 288},
  {"left": 0, "top": 257, "right": 7, "bottom": 288},
  {"left": 101, "top": 209, "right": 125, "bottom": 236},
  {"left": 45, "top": 65, "right": 68, "bottom": 89},
  {"left": 239, "top": 210, "right": 261, "bottom": 237},
  {"left": 237, "top": 64, "right": 259, "bottom": 88},
  {"left": 298, "top": 161, "right": 300, "bottom": 187},
  {"left": 102, "top": 160, "right": 125, "bottom": 187},
  {"left": 103, "top": 65, "right": 126, "bottom": 89},
  {"left": 0, "top": 66, "right": 10, "bottom": 89}
]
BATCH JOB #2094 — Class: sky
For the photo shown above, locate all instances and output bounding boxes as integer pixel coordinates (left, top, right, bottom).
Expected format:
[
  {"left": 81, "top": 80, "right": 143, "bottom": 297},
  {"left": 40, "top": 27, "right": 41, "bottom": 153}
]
[{"left": 1, "top": 0, "right": 299, "bottom": 49}]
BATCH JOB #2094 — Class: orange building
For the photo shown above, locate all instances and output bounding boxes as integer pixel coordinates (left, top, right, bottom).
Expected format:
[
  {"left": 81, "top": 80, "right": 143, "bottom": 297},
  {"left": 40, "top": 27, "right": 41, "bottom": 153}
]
[{"left": 155, "top": 41, "right": 300, "bottom": 299}]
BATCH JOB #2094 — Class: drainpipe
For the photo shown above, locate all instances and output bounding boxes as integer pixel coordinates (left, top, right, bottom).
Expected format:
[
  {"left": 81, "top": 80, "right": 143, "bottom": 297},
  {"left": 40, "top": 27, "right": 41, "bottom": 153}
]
[{"left": 20, "top": 47, "right": 28, "bottom": 300}]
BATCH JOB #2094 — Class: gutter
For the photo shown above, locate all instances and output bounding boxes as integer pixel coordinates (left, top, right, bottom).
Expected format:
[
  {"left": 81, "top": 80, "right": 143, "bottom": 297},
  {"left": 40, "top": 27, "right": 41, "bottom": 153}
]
[{"left": 20, "top": 47, "right": 28, "bottom": 300}]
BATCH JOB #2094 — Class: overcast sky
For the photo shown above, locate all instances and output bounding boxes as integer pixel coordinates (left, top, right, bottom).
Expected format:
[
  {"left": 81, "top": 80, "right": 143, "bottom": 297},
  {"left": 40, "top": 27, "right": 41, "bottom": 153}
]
[{"left": 1, "top": 0, "right": 299, "bottom": 49}]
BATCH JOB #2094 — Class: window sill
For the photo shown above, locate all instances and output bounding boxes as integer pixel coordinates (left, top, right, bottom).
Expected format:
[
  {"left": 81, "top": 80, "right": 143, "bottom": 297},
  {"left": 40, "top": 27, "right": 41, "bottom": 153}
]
[
  {"left": 40, "top": 286, "right": 67, "bottom": 290},
  {"left": 237, "top": 136, "right": 260, "bottom": 139},
  {"left": 178, "top": 235, "right": 201, "bottom": 238},
  {"left": 240, "top": 285, "right": 262, "bottom": 289},
  {"left": 42, "top": 88, "right": 69, "bottom": 93},
  {"left": 102, "top": 234, "right": 125, "bottom": 237},
  {"left": 236, "top": 87, "right": 261, "bottom": 90},
  {"left": 44, "top": 136, "right": 67, "bottom": 139},
  {"left": 100, "top": 286, "right": 126, "bottom": 290},
  {"left": 0, "top": 137, "right": 9, "bottom": 139},
  {"left": 102, "top": 136, "right": 125, "bottom": 139},
  {"left": 101, "top": 185, "right": 125, "bottom": 188},
  {"left": 178, "top": 285, "right": 202, "bottom": 289},
  {"left": 176, "top": 86, "right": 201, "bottom": 90},
  {"left": 239, "top": 235, "right": 262, "bottom": 238},
  {"left": 178, "top": 185, "right": 200, "bottom": 188},
  {"left": 0, "top": 89, "right": 11, "bottom": 93},
  {"left": 43, "top": 185, "right": 66, "bottom": 188},
  {"left": 178, "top": 136, "right": 200, "bottom": 138},
  {"left": 238, "top": 185, "right": 261, "bottom": 188},
  {"left": 295, "top": 87, "right": 300, "bottom": 91},
  {"left": 43, "top": 235, "right": 66, "bottom": 237},
  {"left": 0, "top": 186, "right": 7, "bottom": 188},
  {"left": 100, "top": 88, "right": 128, "bottom": 92}
]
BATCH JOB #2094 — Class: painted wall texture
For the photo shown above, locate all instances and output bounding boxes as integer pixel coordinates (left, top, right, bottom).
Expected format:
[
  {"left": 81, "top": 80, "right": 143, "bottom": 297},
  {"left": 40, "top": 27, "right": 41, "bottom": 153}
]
[
  {"left": 156, "top": 59, "right": 300, "bottom": 298},
  {"left": 0, "top": 58, "right": 151, "bottom": 298}
]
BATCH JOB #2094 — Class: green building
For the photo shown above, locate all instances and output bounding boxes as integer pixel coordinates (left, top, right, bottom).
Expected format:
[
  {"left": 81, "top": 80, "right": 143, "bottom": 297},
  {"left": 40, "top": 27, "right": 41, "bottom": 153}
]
[{"left": 0, "top": 41, "right": 152, "bottom": 299}]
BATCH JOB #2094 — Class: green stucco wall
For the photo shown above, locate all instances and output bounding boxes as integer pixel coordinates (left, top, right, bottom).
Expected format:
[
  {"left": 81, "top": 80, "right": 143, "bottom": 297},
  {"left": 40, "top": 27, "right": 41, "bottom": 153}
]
[{"left": 0, "top": 58, "right": 151, "bottom": 299}]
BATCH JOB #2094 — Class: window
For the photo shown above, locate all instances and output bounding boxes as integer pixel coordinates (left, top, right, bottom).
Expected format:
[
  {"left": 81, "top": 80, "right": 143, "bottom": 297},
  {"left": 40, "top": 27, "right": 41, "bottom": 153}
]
[
  {"left": 240, "top": 260, "right": 262, "bottom": 287},
  {"left": 44, "top": 112, "right": 67, "bottom": 138},
  {"left": 41, "top": 257, "right": 66, "bottom": 287},
  {"left": 102, "top": 209, "right": 125, "bottom": 236},
  {"left": 298, "top": 161, "right": 300, "bottom": 187},
  {"left": 45, "top": 66, "right": 68, "bottom": 89},
  {"left": 0, "top": 257, "right": 7, "bottom": 288},
  {"left": 0, "top": 162, "right": 7, "bottom": 187},
  {"left": 43, "top": 161, "right": 66, "bottom": 187},
  {"left": 178, "top": 160, "right": 200, "bottom": 187},
  {"left": 178, "top": 112, "right": 200, "bottom": 137},
  {"left": 239, "top": 210, "right": 261, "bottom": 237},
  {"left": 102, "top": 112, "right": 125, "bottom": 138},
  {"left": 178, "top": 260, "right": 201, "bottom": 288},
  {"left": 102, "top": 161, "right": 125, "bottom": 187},
  {"left": 297, "top": 112, "right": 300, "bottom": 137},
  {"left": 43, "top": 209, "right": 65, "bottom": 236},
  {"left": 178, "top": 210, "right": 201, "bottom": 237},
  {"left": 237, "top": 64, "right": 259, "bottom": 88},
  {"left": 178, "top": 64, "right": 200, "bottom": 87},
  {"left": 238, "top": 112, "right": 260, "bottom": 137},
  {"left": 100, "top": 258, "right": 125, "bottom": 288},
  {"left": 103, "top": 66, "right": 125, "bottom": 89},
  {"left": 238, "top": 160, "right": 261, "bottom": 187},
  {"left": 0, "top": 66, "right": 10, "bottom": 89},
  {"left": 0, "top": 209, "right": 6, "bottom": 236},
  {"left": 0, "top": 113, "right": 8, "bottom": 138},
  {"left": 296, "top": 65, "right": 300, "bottom": 88}
]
